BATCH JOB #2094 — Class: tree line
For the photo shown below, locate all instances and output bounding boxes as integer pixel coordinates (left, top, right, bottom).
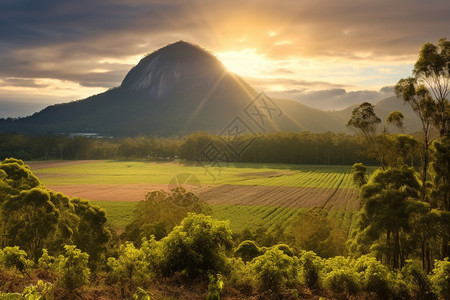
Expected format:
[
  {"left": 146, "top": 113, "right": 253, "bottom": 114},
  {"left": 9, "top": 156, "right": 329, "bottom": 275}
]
[{"left": 0, "top": 131, "right": 377, "bottom": 165}]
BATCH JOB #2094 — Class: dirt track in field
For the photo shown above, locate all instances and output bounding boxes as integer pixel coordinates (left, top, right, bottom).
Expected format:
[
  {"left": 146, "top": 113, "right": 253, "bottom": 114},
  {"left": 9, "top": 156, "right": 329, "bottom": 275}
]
[{"left": 200, "top": 184, "right": 359, "bottom": 210}]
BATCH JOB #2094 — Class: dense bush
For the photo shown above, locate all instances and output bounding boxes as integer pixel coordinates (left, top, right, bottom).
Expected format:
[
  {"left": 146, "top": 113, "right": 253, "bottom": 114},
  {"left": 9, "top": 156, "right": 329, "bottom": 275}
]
[
  {"left": 107, "top": 242, "right": 147, "bottom": 288},
  {"left": 403, "top": 261, "right": 437, "bottom": 300},
  {"left": 430, "top": 259, "right": 450, "bottom": 300},
  {"left": 251, "top": 248, "right": 298, "bottom": 293},
  {"left": 234, "top": 240, "right": 263, "bottom": 262},
  {"left": 55, "top": 245, "right": 90, "bottom": 291},
  {"left": 159, "top": 213, "right": 233, "bottom": 277},
  {"left": 0, "top": 246, "right": 33, "bottom": 272},
  {"left": 299, "top": 251, "right": 323, "bottom": 289},
  {"left": 323, "top": 268, "right": 360, "bottom": 296}
]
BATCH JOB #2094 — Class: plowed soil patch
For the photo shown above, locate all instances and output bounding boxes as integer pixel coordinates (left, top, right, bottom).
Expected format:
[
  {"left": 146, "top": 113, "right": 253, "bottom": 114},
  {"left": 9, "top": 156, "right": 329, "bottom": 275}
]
[
  {"left": 200, "top": 184, "right": 359, "bottom": 209},
  {"left": 46, "top": 184, "right": 171, "bottom": 202}
]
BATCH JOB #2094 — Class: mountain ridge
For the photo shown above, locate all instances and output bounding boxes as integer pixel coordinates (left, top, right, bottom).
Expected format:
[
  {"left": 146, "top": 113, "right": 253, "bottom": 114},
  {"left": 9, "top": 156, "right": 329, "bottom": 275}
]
[{"left": 0, "top": 41, "right": 421, "bottom": 136}]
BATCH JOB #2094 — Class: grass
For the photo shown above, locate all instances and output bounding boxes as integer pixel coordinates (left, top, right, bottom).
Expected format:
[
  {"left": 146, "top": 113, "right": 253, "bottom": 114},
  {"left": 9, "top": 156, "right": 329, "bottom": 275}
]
[
  {"left": 32, "top": 160, "right": 358, "bottom": 188},
  {"left": 29, "top": 160, "right": 366, "bottom": 233},
  {"left": 91, "top": 200, "right": 137, "bottom": 230}
]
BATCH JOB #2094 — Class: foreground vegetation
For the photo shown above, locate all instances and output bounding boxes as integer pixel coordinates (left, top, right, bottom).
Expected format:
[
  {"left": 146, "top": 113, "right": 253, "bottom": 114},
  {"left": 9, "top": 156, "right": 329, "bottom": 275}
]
[{"left": 1, "top": 158, "right": 449, "bottom": 299}]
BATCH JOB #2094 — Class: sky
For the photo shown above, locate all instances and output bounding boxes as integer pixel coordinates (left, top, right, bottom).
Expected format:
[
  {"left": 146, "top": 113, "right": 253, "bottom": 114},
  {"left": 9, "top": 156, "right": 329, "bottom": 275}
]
[{"left": 0, "top": 0, "right": 449, "bottom": 118}]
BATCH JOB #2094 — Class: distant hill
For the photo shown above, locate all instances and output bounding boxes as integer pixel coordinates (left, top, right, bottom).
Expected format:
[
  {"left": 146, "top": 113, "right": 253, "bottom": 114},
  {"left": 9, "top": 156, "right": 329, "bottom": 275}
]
[{"left": 0, "top": 41, "right": 421, "bottom": 136}]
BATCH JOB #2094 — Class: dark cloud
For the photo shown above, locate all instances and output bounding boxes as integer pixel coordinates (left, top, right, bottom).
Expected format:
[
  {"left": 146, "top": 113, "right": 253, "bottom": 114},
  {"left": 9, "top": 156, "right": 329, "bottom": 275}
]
[
  {"left": 1, "top": 78, "right": 48, "bottom": 88},
  {"left": 268, "top": 86, "right": 396, "bottom": 111}
]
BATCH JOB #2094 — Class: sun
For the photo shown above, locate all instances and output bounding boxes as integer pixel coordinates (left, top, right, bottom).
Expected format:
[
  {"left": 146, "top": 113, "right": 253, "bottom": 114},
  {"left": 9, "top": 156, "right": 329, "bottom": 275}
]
[{"left": 215, "top": 49, "right": 270, "bottom": 78}]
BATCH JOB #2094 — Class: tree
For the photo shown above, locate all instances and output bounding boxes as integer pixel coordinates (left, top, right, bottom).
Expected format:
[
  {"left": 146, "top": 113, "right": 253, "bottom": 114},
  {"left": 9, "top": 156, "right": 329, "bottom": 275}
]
[
  {"left": 413, "top": 38, "right": 450, "bottom": 137},
  {"left": 70, "top": 198, "right": 111, "bottom": 267},
  {"left": 125, "top": 187, "right": 210, "bottom": 243},
  {"left": 1, "top": 188, "right": 59, "bottom": 262},
  {"left": 386, "top": 111, "right": 405, "bottom": 132},
  {"left": 395, "top": 77, "right": 437, "bottom": 200},
  {"left": 55, "top": 245, "right": 90, "bottom": 292},
  {"left": 356, "top": 167, "right": 421, "bottom": 269},
  {"left": 347, "top": 102, "right": 387, "bottom": 168}
]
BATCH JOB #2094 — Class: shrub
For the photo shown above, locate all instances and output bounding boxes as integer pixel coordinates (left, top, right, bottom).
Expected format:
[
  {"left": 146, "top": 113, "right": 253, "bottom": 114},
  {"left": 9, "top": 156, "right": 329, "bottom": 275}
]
[
  {"left": 352, "top": 255, "right": 392, "bottom": 298},
  {"left": 22, "top": 280, "right": 54, "bottom": 300},
  {"left": 107, "top": 242, "right": 147, "bottom": 288},
  {"left": 234, "top": 240, "right": 262, "bottom": 262},
  {"left": 430, "top": 259, "right": 450, "bottom": 300},
  {"left": 206, "top": 273, "right": 224, "bottom": 300},
  {"left": 273, "top": 244, "right": 295, "bottom": 257},
  {"left": 251, "top": 248, "right": 298, "bottom": 293},
  {"left": 38, "top": 249, "right": 56, "bottom": 270},
  {"left": 324, "top": 268, "right": 360, "bottom": 296},
  {"left": 299, "top": 251, "right": 322, "bottom": 289},
  {"left": 403, "top": 260, "right": 437, "bottom": 300},
  {"left": 227, "top": 258, "right": 256, "bottom": 295},
  {"left": 159, "top": 214, "right": 233, "bottom": 277},
  {"left": 55, "top": 245, "right": 90, "bottom": 291},
  {"left": 0, "top": 246, "right": 33, "bottom": 272}
]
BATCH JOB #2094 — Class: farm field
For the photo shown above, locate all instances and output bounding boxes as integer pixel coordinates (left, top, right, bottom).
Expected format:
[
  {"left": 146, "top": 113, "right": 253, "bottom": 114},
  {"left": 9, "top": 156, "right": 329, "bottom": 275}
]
[{"left": 27, "top": 160, "right": 363, "bottom": 233}]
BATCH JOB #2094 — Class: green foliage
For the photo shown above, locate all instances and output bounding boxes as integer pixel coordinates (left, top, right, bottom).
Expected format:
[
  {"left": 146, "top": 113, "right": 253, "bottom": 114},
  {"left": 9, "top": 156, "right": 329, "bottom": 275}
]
[
  {"left": 0, "top": 293, "right": 21, "bottom": 299},
  {"left": 234, "top": 240, "right": 263, "bottom": 262},
  {"left": 131, "top": 287, "right": 152, "bottom": 300},
  {"left": 22, "top": 280, "right": 54, "bottom": 300},
  {"left": 125, "top": 187, "right": 210, "bottom": 243},
  {"left": 430, "top": 259, "right": 450, "bottom": 300},
  {"left": 287, "top": 209, "right": 347, "bottom": 258},
  {"left": 0, "top": 159, "right": 110, "bottom": 267},
  {"left": 0, "top": 132, "right": 374, "bottom": 165},
  {"left": 0, "top": 158, "right": 41, "bottom": 194},
  {"left": 37, "top": 249, "right": 56, "bottom": 270},
  {"left": 70, "top": 198, "right": 111, "bottom": 267},
  {"left": 107, "top": 242, "right": 147, "bottom": 288},
  {"left": 431, "top": 136, "right": 450, "bottom": 211},
  {"left": 250, "top": 248, "right": 298, "bottom": 293},
  {"left": 347, "top": 102, "right": 381, "bottom": 140},
  {"left": 206, "top": 273, "right": 223, "bottom": 300},
  {"left": 2, "top": 188, "right": 60, "bottom": 262},
  {"left": 159, "top": 213, "right": 233, "bottom": 277},
  {"left": 227, "top": 258, "right": 256, "bottom": 295},
  {"left": 0, "top": 246, "right": 33, "bottom": 271},
  {"left": 323, "top": 268, "right": 360, "bottom": 296},
  {"left": 353, "top": 255, "right": 392, "bottom": 298},
  {"left": 351, "top": 163, "right": 368, "bottom": 187},
  {"left": 386, "top": 111, "right": 405, "bottom": 131},
  {"left": 55, "top": 245, "right": 90, "bottom": 291},
  {"left": 299, "top": 251, "right": 323, "bottom": 289},
  {"left": 357, "top": 167, "right": 421, "bottom": 269},
  {"left": 402, "top": 260, "right": 437, "bottom": 300}
]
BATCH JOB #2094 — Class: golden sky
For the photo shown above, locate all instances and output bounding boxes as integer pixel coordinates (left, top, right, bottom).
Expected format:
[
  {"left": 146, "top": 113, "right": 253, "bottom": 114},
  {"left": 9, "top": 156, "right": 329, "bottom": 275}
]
[{"left": 0, "top": 0, "right": 449, "bottom": 117}]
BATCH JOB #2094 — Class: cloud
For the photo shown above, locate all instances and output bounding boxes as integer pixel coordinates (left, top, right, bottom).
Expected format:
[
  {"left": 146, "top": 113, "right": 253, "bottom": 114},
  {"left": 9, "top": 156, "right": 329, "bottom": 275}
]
[
  {"left": 1, "top": 78, "right": 48, "bottom": 88},
  {"left": 268, "top": 86, "right": 396, "bottom": 110},
  {"left": 0, "top": 0, "right": 448, "bottom": 116}
]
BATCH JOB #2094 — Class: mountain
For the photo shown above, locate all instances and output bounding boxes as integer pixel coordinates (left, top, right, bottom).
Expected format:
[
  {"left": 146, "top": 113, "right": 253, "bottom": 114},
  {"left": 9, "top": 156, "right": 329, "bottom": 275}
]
[{"left": 0, "top": 41, "right": 420, "bottom": 136}]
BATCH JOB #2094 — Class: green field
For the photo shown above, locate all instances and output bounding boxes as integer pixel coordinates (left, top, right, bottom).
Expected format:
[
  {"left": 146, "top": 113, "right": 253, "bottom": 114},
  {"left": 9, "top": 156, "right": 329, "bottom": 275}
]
[
  {"left": 32, "top": 160, "right": 357, "bottom": 188},
  {"left": 29, "top": 160, "right": 364, "bottom": 233}
]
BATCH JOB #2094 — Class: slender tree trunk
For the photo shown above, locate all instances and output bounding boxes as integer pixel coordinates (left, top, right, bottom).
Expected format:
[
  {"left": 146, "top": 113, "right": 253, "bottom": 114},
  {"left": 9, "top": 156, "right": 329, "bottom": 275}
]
[
  {"left": 393, "top": 228, "right": 400, "bottom": 270},
  {"left": 386, "top": 230, "right": 391, "bottom": 267},
  {"left": 421, "top": 241, "right": 426, "bottom": 270},
  {"left": 425, "top": 242, "right": 431, "bottom": 273},
  {"left": 421, "top": 141, "right": 429, "bottom": 202}
]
